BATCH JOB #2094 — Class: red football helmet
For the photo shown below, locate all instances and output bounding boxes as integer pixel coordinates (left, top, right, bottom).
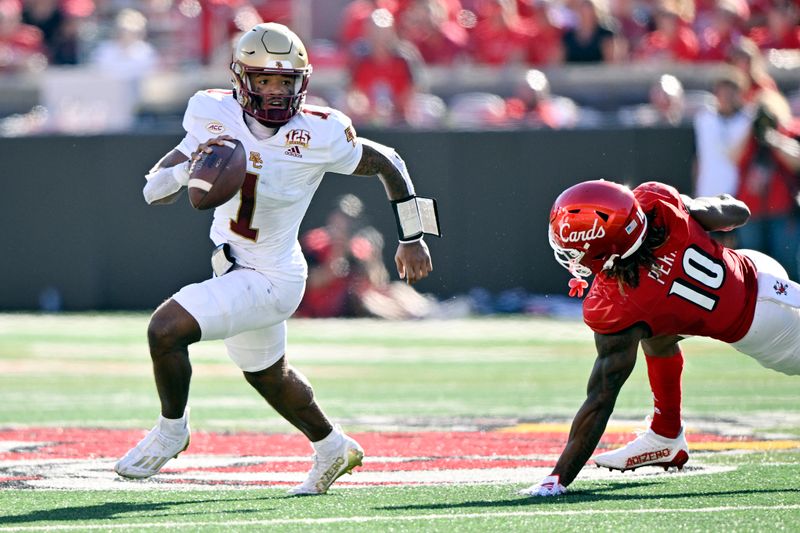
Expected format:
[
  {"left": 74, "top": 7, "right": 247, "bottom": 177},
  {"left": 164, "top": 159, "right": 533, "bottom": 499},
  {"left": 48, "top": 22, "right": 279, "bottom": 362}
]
[{"left": 548, "top": 180, "right": 648, "bottom": 278}]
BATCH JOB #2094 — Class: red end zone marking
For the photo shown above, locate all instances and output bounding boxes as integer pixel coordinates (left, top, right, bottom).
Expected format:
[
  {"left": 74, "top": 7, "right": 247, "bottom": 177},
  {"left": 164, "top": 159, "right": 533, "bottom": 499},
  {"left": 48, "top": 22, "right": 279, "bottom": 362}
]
[
  {"left": 0, "top": 427, "right": 765, "bottom": 461},
  {"left": 0, "top": 476, "right": 41, "bottom": 482},
  {"left": 1, "top": 427, "right": 793, "bottom": 490}
]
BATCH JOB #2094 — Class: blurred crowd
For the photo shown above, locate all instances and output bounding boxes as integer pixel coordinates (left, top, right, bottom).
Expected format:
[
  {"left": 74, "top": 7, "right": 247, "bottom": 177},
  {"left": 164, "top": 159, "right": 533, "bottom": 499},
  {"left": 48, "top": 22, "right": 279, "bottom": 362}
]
[
  {"left": 4, "top": 0, "right": 800, "bottom": 306},
  {"left": 296, "top": 194, "right": 446, "bottom": 319},
  {"left": 692, "top": 43, "right": 800, "bottom": 280},
  {"left": 295, "top": 195, "right": 582, "bottom": 319},
  {"left": 6, "top": 0, "right": 797, "bottom": 68},
  {"left": 1, "top": 0, "right": 800, "bottom": 129}
]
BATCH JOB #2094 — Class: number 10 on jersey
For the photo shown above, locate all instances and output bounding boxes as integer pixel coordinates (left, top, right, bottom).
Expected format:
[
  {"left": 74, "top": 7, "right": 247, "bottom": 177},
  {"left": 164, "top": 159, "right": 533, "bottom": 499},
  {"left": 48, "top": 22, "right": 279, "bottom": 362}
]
[{"left": 668, "top": 245, "right": 725, "bottom": 311}]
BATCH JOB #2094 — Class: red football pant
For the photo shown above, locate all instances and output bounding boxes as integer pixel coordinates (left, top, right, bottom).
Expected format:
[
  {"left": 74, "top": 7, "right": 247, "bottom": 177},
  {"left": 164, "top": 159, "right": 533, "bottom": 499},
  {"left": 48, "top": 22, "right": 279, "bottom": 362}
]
[{"left": 645, "top": 351, "right": 683, "bottom": 439}]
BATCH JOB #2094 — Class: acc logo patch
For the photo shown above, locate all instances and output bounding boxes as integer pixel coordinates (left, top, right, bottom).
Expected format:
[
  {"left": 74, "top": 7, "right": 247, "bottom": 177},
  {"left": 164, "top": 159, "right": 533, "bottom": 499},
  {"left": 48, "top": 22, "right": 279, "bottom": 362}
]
[
  {"left": 206, "top": 121, "right": 226, "bottom": 134},
  {"left": 285, "top": 129, "right": 311, "bottom": 148}
]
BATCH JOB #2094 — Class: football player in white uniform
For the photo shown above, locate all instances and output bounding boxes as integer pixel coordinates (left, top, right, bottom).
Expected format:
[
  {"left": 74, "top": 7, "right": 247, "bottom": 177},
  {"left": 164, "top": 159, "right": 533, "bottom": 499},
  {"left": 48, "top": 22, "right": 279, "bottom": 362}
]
[{"left": 115, "top": 23, "right": 440, "bottom": 495}]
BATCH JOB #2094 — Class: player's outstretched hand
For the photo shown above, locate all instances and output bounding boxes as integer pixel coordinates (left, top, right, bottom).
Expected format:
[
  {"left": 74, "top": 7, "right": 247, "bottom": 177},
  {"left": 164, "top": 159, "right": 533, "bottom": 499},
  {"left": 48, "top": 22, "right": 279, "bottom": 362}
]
[
  {"left": 395, "top": 240, "right": 433, "bottom": 285},
  {"left": 518, "top": 475, "right": 567, "bottom": 497},
  {"left": 191, "top": 135, "right": 237, "bottom": 163}
]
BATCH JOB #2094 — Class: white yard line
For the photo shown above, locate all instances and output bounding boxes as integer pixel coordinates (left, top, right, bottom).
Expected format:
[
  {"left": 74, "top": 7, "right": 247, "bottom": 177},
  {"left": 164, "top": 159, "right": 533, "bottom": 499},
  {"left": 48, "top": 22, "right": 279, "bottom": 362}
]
[
  {"left": 1, "top": 504, "right": 799, "bottom": 531},
  {"left": 0, "top": 455, "right": 736, "bottom": 491}
]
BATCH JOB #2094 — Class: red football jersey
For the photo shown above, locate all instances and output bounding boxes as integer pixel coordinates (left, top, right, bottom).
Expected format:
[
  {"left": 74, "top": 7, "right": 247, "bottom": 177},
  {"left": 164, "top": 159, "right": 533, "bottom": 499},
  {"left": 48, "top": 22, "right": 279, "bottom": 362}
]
[{"left": 583, "top": 182, "right": 758, "bottom": 342}]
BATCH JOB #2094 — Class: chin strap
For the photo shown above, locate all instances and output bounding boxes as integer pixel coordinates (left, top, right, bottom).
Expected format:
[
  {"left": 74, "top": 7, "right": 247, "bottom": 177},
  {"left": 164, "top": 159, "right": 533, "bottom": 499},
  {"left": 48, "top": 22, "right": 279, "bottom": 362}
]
[{"left": 568, "top": 277, "right": 589, "bottom": 298}]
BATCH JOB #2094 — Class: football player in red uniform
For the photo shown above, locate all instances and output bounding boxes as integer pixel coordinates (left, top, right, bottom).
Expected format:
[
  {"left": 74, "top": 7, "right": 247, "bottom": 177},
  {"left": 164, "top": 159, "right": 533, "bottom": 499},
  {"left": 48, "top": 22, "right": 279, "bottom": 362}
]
[{"left": 522, "top": 179, "right": 800, "bottom": 497}]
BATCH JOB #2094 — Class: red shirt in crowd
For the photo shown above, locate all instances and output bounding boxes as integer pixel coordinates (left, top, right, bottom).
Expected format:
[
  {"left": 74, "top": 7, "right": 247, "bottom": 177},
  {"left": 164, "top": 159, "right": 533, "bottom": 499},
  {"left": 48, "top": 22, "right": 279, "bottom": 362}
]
[
  {"left": 350, "top": 53, "right": 415, "bottom": 114},
  {"left": 635, "top": 24, "right": 700, "bottom": 61},
  {"left": 736, "top": 134, "right": 798, "bottom": 218},
  {"left": 341, "top": 0, "right": 401, "bottom": 45},
  {"left": 0, "top": 21, "right": 45, "bottom": 70},
  {"left": 748, "top": 25, "right": 800, "bottom": 50}
]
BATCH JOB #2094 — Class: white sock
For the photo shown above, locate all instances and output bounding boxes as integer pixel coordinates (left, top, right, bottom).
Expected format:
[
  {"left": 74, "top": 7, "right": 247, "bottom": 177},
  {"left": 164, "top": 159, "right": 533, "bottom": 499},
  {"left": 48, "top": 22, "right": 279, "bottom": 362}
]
[
  {"left": 312, "top": 426, "right": 344, "bottom": 454},
  {"left": 159, "top": 412, "right": 188, "bottom": 437}
]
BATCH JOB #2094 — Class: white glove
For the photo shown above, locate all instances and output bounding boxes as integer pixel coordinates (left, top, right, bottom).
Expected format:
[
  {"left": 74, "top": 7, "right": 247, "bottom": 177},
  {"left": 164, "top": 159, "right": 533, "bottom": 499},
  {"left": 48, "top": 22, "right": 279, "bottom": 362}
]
[
  {"left": 142, "top": 162, "right": 190, "bottom": 205},
  {"left": 518, "top": 474, "right": 567, "bottom": 497}
]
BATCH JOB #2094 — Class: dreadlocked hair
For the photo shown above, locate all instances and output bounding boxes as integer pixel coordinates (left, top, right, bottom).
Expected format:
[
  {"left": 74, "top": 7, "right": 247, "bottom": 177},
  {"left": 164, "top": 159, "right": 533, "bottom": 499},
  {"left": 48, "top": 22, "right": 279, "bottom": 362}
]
[{"left": 605, "top": 209, "right": 666, "bottom": 289}]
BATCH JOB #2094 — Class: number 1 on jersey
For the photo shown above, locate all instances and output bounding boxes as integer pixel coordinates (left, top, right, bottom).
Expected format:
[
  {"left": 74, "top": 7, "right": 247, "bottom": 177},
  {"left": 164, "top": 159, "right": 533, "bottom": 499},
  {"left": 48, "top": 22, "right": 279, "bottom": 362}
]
[{"left": 230, "top": 172, "right": 259, "bottom": 240}]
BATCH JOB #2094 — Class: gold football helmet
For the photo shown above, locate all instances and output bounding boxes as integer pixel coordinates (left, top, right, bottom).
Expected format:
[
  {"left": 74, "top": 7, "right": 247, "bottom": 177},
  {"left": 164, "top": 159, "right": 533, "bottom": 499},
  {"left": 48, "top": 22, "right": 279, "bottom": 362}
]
[{"left": 230, "top": 23, "right": 313, "bottom": 126}]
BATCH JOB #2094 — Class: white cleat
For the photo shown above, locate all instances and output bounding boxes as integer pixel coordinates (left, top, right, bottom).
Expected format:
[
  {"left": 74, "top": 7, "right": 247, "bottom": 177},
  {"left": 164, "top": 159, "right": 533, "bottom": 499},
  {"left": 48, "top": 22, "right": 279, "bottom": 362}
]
[
  {"left": 288, "top": 434, "right": 364, "bottom": 496},
  {"left": 593, "top": 426, "right": 689, "bottom": 472},
  {"left": 114, "top": 413, "right": 190, "bottom": 480}
]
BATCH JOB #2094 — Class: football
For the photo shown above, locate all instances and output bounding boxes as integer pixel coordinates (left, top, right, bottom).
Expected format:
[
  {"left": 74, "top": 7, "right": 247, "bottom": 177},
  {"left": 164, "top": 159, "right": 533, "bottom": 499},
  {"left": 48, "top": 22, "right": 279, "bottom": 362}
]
[{"left": 187, "top": 139, "right": 247, "bottom": 210}]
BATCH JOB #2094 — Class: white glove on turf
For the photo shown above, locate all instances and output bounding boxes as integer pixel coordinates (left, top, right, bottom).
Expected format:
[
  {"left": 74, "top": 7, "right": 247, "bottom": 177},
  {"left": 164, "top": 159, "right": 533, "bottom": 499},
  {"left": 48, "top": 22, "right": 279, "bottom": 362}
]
[{"left": 518, "top": 474, "right": 567, "bottom": 497}]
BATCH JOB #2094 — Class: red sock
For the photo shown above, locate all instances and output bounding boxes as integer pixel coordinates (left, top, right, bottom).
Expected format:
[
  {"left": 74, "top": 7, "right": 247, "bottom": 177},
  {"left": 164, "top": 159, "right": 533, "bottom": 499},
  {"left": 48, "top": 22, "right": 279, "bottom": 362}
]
[{"left": 645, "top": 351, "right": 683, "bottom": 439}]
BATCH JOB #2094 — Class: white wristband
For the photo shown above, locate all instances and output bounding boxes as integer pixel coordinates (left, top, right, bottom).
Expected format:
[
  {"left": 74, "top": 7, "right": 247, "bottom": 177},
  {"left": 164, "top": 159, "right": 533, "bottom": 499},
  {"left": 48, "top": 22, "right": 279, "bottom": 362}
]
[
  {"left": 143, "top": 162, "right": 189, "bottom": 204},
  {"left": 172, "top": 161, "right": 190, "bottom": 186}
]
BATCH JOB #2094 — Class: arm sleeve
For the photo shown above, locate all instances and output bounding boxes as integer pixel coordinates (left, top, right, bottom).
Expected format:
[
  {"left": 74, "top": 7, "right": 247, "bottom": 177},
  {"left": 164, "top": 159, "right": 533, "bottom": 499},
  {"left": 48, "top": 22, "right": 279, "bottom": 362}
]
[
  {"left": 175, "top": 131, "right": 201, "bottom": 158},
  {"left": 142, "top": 161, "right": 190, "bottom": 204},
  {"left": 142, "top": 94, "right": 202, "bottom": 203},
  {"left": 324, "top": 110, "right": 363, "bottom": 175},
  {"left": 357, "top": 137, "right": 416, "bottom": 195},
  {"left": 174, "top": 91, "right": 221, "bottom": 156}
]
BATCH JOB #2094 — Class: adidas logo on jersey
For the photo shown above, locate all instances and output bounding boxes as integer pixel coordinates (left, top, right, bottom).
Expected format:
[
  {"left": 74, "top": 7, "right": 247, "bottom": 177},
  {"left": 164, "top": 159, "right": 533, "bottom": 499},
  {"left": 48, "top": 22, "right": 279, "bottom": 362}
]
[{"left": 284, "top": 146, "right": 303, "bottom": 158}]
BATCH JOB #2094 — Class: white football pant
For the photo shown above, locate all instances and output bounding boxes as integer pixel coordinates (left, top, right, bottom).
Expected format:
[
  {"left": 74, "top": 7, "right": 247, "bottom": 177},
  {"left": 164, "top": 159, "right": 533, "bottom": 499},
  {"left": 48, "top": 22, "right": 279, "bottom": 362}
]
[
  {"left": 732, "top": 249, "right": 800, "bottom": 375},
  {"left": 172, "top": 269, "right": 305, "bottom": 372}
]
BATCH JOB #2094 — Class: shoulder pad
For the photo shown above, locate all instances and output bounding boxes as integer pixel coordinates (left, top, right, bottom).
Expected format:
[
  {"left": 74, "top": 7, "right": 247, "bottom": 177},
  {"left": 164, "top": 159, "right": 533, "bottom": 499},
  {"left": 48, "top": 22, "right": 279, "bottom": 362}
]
[
  {"left": 634, "top": 181, "right": 682, "bottom": 210},
  {"left": 300, "top": 105, "right": 352, "bottom": 126}
]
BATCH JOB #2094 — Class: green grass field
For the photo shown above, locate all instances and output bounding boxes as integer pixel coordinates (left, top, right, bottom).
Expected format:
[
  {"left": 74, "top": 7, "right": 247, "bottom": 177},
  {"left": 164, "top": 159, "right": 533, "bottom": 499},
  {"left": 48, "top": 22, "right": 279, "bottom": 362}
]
[{"left": 1, "top": 313, "right": 799, "bottom": 532}]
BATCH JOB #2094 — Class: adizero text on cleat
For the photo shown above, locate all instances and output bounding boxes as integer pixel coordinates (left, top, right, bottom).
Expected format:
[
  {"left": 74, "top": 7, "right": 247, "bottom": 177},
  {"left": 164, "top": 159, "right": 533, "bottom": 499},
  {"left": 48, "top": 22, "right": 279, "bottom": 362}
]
[{"left": 593, "top": 426, "right": 689, "bottom": 472}]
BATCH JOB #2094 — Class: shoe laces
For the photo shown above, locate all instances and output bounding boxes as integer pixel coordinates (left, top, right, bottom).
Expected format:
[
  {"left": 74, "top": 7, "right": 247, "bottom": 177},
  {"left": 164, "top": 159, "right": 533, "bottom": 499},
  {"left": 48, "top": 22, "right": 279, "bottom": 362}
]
[
  {"left": 138, "top": 427, "right": 182, "bottom": 455},
  {"left": 616, "top": 428, "right": 660, "bottom": 454},
  {"left": 630, "top": 416, "right": 654, "bottom": 439}
]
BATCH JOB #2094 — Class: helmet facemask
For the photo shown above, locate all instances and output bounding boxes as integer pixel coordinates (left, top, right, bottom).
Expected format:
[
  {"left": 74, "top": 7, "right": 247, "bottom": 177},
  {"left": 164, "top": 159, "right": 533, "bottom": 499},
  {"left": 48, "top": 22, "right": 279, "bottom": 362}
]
[
  {"left": 548, "top": 225, "right": 593, "bottom": 278},
  {"left": 232, "top": 64, "right": 311, "bottom": 127},
  {"left": 230, "top": 23, "right": 312, "bottom": 128}
]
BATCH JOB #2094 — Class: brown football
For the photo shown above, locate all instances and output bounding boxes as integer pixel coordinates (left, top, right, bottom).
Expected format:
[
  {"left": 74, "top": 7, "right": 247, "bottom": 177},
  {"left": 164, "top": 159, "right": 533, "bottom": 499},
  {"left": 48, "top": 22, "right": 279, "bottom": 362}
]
[{"left": 187, "top": 139, "right": 247, "bottom": 210}]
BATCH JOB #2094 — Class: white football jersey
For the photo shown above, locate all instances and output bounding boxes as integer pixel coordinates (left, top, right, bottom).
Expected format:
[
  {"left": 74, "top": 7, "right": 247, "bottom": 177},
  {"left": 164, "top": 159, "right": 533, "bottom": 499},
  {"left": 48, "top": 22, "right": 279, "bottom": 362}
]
[{"left": 176, "top": 90, "right": 363, "bottom": 281}]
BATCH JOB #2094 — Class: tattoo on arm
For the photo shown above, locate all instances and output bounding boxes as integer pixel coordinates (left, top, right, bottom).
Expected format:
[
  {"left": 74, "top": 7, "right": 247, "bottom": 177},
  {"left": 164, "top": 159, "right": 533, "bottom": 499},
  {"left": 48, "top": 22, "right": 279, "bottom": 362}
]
[{"left": 352, "top": 144, "right": 411, "bottom": 200}]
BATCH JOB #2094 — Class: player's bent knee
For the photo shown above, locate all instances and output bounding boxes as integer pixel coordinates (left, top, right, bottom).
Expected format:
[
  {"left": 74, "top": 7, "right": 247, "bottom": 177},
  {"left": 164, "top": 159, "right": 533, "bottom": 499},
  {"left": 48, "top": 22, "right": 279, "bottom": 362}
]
[
  {"left": 148, "top": 300, "right": 202, "bottom": 351},
  {"left": 243, "top": 355, "right": 287, "bottom": 384}
]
